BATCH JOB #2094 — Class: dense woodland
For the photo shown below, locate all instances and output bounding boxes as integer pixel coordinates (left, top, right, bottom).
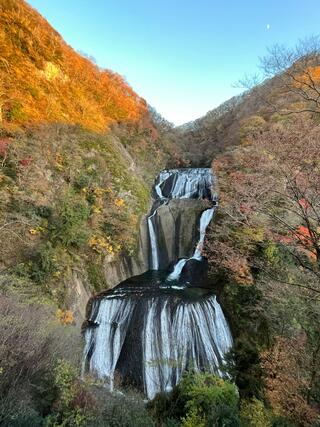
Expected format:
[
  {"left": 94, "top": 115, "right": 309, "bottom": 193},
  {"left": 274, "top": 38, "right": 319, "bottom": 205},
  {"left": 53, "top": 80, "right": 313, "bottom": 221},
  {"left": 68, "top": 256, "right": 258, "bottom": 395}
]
[{"left": 0, "top": 0, "right": 319, "bottom": 426}]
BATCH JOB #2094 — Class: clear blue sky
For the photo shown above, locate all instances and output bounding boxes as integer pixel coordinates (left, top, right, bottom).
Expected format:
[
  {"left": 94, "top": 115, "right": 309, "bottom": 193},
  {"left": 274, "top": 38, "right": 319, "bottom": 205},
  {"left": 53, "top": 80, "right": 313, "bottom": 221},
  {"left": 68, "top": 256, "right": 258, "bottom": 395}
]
[{"left": 28, "top": 0, "right": 320, "bottom": 125}]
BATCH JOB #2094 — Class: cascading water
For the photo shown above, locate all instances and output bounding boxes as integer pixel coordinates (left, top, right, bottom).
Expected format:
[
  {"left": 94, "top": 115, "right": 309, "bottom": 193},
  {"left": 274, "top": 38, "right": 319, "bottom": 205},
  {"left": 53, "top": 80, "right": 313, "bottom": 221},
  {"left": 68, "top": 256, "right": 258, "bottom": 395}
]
[
  {"left": 147, "top": 210, "right": 159, "bottom": 270},
  {"left": 83, "top": 168, "right": 233, "bottom": 399},
  {"left": 155, "top": 168, "right": 213, "bottom": 200},
  {"left": 167, "top": 207, "right": 215, "bottom": 281}
]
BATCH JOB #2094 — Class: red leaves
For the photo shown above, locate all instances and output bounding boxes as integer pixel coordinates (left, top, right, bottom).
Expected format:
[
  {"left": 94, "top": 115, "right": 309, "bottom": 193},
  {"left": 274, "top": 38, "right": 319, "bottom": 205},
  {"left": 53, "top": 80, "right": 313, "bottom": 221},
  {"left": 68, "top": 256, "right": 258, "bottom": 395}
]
[
  {"left": 0, "top": 138, "right": 10, "bottom": 157},
  {"left": 19, "top": 157, "right": 32, "bottom": 167},
  {"left": 272, "top": 225, "right": 317, "bottom": 261},
  {"left": 295, "top": 226, "right": 317, "bottom": 261},
  {"left": 296, "top": 225, "right": 312, "bottom": 241},
  {"left": 276, "top": 235, "right": 294, "bottom": 245},
  {"left": 239, "top": 202, "right": 253, "bottom": 215},
  {"left": 298, "top": 198, "right": 309, "bottom": 210}
]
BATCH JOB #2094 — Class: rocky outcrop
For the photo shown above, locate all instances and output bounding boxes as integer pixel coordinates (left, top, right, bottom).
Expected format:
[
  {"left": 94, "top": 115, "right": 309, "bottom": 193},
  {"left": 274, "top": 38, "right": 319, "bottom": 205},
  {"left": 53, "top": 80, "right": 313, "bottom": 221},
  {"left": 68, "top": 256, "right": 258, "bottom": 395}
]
[
  {"left": 100, "top": 198, "right": 210, "bottom": 288},
  {"left": 103, "top": 215, "right": 149, "bottom": 288},
  {"left": 151, "top": 199, "right": 209, "bottom": 269},
  {"left": 68, "top": 274, "right": 92, "bottom": 325},
  {"left": 69, "top": 216, "right": 150, "bottom": 322}
]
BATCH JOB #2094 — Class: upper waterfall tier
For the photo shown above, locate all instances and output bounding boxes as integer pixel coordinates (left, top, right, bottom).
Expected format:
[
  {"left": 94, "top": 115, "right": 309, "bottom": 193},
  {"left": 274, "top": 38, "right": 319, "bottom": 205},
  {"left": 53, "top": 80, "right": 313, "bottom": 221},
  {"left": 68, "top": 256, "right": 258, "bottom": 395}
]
[
  {"left": 154, "top": 168, "right": 214, "bottom": 200},
  {"left": 148, "top": 168, "right": 216, "bottom": 271}
]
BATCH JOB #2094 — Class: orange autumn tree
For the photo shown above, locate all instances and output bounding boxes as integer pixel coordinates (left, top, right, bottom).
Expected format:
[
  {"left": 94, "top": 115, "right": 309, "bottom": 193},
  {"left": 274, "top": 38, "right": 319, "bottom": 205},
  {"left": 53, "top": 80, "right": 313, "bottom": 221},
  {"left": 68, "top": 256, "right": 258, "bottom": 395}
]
[{"left": 0, "top": 0, "right": 148, "bottom": 131}]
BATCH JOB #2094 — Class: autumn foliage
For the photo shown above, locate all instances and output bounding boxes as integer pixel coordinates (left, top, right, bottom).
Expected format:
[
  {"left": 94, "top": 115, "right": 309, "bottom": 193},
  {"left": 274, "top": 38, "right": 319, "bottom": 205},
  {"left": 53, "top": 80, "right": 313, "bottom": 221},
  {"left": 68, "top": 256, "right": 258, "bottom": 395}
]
[
  {"left": 262, "top": 336, "right": 319, "bottom": 426},
  {"left": 0, "top": 0, "right": 148, "bottom": 131},
  {"left": 203, "top": 111, "right": 320, "bottom": 424}
]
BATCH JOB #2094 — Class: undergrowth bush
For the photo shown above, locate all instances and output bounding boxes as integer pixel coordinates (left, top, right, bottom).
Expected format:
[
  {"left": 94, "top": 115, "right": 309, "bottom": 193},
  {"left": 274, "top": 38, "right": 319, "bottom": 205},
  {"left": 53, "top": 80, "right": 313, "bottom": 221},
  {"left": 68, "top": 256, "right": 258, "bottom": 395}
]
[
  {"left": 149, "top": 372, "right": 239, "bottom": 427},
  {"left": 48, "top": 193, "right": 90, "bottom": 248},
  {"left": 0, "top": 286, "right": 81, "bottom": 426},
  {"left": 240, "top": 398, "right": 272, "bottom": 427}
]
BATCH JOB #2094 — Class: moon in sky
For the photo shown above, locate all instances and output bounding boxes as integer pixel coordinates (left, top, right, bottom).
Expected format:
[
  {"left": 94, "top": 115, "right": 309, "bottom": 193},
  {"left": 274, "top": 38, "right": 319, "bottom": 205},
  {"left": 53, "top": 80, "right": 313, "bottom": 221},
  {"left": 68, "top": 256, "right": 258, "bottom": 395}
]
[{"left": 266, "top": 24, "right": 270, "bottom": 30}]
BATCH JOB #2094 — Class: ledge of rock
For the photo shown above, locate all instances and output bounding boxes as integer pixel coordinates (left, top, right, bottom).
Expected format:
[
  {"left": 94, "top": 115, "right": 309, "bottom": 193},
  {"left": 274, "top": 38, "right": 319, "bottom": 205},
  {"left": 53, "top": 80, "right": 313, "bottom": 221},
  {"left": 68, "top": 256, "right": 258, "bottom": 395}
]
[{"left": 153, "top": 199, "right": 209, "bottom": 270}]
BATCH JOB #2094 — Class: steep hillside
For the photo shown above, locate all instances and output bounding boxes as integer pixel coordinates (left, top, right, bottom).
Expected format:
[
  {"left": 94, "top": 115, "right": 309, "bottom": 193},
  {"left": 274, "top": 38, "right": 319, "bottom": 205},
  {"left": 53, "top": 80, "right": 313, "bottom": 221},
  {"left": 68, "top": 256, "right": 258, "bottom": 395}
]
[
  {"left": 200, "top": 48, "right": 320, "bottom": 425},
  {"left": 0, "top": 2, "right": 180, "bottom": 423},
  {"left": 0, "top": 0, "right": 150, "bottom": 131},
  {"left": 0, "top": 0, "right": 178, "bottom": 290},
  {"left": 173, "top": 93, "right": 262, "bottom": 166},
  {"left": 0, "top": 2, "right": 179, "bottom": 419},
  {"left": 205, "top": 113, "right": 320, "bottom": 424}
]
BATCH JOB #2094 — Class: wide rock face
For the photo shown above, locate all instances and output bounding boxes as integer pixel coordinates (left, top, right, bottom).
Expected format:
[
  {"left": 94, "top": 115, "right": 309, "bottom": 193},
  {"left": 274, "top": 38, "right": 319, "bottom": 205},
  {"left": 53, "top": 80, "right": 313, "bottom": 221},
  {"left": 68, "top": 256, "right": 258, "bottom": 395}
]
[
  {"left": 152, "top": 199, "right": 208, "bottom": 270},
  {"left": 103, "top": 216, "right": 150, "bottom": 288},
  {"left": 95, "top": 169, "right": 214, "bottom": 290}
]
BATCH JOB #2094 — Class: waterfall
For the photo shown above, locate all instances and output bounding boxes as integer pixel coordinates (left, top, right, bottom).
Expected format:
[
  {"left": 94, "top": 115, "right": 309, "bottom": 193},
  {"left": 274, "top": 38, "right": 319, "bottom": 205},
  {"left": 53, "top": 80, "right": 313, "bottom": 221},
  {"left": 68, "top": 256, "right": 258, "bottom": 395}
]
[
  {"left": 167, "top": 207, "right": 215, "bottom": 281},
  {"left": 84, "top": 298, "right": 135, "bottom": 390},
  {"left": 193, "top": 207, "right": 215, "bottom": 259},
  {"left": 84, "top": 291, "right": 232, "bottom": 400},
  {"left": 154, "top": 168, "right": 213, "bottom": 200},
  {"left": 83, "top": 168, "right": 233, "bottom": 399},
  {"left": 147, "top": 210, "right": 159, "bottom": 270},
  {"left": 148, "top": 168, "right": 215, "bottom": 271}
]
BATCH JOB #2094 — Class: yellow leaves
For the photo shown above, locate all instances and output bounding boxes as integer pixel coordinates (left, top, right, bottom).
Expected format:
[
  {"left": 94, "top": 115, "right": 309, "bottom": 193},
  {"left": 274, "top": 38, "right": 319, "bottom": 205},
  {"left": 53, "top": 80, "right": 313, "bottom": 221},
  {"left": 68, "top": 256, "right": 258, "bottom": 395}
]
[
  {"left": 298, "top": 66, "right": 320, "bottom": 85},
  {"left": 7, "top": 185, "right": 19, "bottom": 194},
  {"left": 242, "top": 226, "right": 265, "bottom": 243},
  {"left": 29, "top": 226, "right": 44, "bottom": 236},
  {"left": 90, "top": 187, "right": 106, "bottom": 215},
  {"left": 42, "top": 62, "right": 61, "bottom": 81},
  {"left": 56, "top": 309, "right": 74, "bottom": 325},
  {"left": 239, "top": 115, "right": 266, "bottom": 146},
  {"left": 114, "top": 198, "right": 125, "bottom": 209},
  {"left": 309, "top": 65, "right": 320, "bottom": 81},
  {"left": 86, "top": 164, "right": 96, "bottom": 174},
  {"left": 55, "top": 153, "right": 64, "bottom": 171},
  {"left": 88, "top": 235, "right": 115, "bottom": 255},
  {"left": 92, "top": 206, "right": 101, "bottom": 214},
  {"left": 240, "top": 398, "right": 271, "bottom": 427},
  {"left": 93, "top": 187, "right": 105, "bottom": 198},
  {"left": 82, "top": 185, "right": 125, "bottom": 217},
  {"left": 52, "top": 270, "right": 61, "bottom": 278},
  {"left": 181, "top": 408, "right": 205, "bottom": 427}
]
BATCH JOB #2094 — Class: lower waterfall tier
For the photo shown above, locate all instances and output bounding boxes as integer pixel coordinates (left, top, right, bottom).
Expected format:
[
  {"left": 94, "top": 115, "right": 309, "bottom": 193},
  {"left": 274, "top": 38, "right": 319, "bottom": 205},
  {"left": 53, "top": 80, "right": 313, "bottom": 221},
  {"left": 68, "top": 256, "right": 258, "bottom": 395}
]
[{"left": 83, "top": 271, "right": 233, "bottom": 399}]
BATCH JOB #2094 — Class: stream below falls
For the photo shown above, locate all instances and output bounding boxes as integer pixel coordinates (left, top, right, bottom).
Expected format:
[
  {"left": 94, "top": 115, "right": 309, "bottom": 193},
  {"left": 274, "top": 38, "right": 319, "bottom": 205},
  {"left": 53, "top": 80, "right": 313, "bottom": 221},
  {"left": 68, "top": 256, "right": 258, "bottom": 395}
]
[{"left": 82, "top": 168, "right": 233, "bottom": 399}]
